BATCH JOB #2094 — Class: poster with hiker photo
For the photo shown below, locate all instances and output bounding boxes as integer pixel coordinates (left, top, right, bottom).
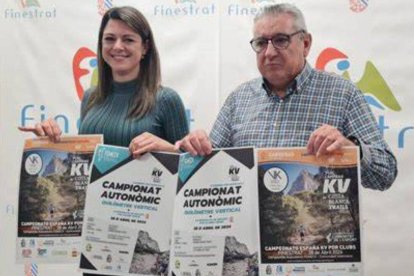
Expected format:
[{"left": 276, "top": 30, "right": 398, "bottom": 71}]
[
  {"left": 257, "top": 147, "right": 362, "bottom": 276},
  {"left": 79, "top": 144, "right": 178, "bottom": 276},
  {"left": 17, "top": 135, "right": 102, "bottom": 264},
  {"left": 169, "top": 147, "right": 259, "bottom": 276}
]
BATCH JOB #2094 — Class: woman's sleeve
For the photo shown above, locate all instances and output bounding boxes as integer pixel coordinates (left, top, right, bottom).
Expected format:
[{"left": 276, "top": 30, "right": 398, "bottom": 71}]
[{"left": 158, "top": 87, "right": 189, "bottom": 144}]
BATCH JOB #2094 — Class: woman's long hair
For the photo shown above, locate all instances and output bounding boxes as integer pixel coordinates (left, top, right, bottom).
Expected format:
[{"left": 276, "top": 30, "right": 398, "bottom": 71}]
[{"left": 86, "top": 6, "right": 161, "bottom": 118}]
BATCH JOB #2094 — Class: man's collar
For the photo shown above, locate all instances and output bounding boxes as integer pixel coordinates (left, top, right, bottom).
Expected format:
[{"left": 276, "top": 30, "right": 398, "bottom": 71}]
[
  {"left": 261, "top": 62, "right": 313, "bottom": 97},
  {"left": 295, "top": 62, "right": 313, "bottom": 93}
]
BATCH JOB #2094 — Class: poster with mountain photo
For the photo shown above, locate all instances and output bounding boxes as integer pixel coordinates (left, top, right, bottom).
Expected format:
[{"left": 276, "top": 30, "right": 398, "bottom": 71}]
[
  {"left": 257, "top": 147, "right": 362, "bottom": 276},
  {"left": 17, "top": 135, "right": 103, "bottom": 264},
  {"left": 79, "top": 145, "right": 179, "bottom": 276},
  {"left": 169, "top": 147, "right": 258, "bottom": 276}
]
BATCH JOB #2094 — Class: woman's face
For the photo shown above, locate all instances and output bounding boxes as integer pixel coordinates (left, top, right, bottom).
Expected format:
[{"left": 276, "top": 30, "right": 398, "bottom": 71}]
[{"left": 102, "top": 19, "right": 147, "bottom": 82}]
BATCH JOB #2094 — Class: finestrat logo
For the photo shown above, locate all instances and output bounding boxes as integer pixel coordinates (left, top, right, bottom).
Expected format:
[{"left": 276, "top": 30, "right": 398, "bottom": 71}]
[
  {"left": 3, "top": 0, "right": 56, "bottom": 19},
  {"left": 227, "top": 0, "right": 274, "bottom": 17},
  {"left": 315, "top": 47, "right": 400, "bottom": 112},
  {"left": 153, "top": 0, "right": 215, "bottom": 16},
  {"left": 349, "top": 0, "right": 369, "bottom": 13},
  {"left": 73, "top": 47, "right": 98, "bottom": 101},
  {"left": 315, "top": 47, "right": 413, "bottom": 149},
  {"left": 97, "top": 0, "right": 113, "bottom": 16},
  {"left": 20, "top": 0, "right": 40, "bottom": 8},
  {"left": 24, "top": 263, "right": 38, "bottom": 276}
]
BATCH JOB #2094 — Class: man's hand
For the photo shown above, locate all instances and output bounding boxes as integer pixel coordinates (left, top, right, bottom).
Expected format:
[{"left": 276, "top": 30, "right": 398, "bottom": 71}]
[
  {"left": 18, "top": 118, "right": 62, "bottom": 142},
  {"left": 307, "top": 124, "right": 355, "bottom": 156},
  {"left": 129, "top": 132, "right": 176, "bottom": 158},
  {"left": 174, "top": 129, "right": 212, "bottom": 156}
]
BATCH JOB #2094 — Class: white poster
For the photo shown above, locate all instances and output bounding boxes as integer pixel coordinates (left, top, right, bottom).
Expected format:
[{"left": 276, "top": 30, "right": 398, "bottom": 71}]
[
  {"left": 80, "top": 145, "right": 179, "bottom": 276},
  {"left": 169, "top": 147, "right": 258, "bottom": 276}
]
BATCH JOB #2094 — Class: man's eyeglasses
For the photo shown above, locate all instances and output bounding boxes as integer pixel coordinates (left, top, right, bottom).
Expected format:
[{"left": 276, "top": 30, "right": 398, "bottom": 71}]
[{"left": 249, "top": 30, "right": 305, "bottom": 53}]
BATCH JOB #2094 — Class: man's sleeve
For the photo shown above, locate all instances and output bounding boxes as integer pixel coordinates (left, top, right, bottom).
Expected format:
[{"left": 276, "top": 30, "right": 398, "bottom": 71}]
[{"left": 345, "top": 87, "right": 398, "bottom": 190}]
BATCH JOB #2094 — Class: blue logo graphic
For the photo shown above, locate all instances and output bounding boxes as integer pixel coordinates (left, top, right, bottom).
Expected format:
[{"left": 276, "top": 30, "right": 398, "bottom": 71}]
[
  {"left": 153, "top": 0, "right": 216, "bottom": 17},
  {"left": 98, "top": 0, "right": 113, "bottom": 16},
  {"left": 350, "top": 0, "right": 369, "bottom": 13},
  {"left": 227, "top": 0, "right": 275, "bottom": 16},
  {"left": 3, "top": 0, "right": 56, "bottom": 20}
]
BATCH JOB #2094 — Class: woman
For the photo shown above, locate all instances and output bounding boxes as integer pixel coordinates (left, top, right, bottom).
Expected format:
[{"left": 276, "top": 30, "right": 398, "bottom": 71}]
[
  {"left": 20, "top": 6, "right": 189, "bottom": 276},
  {"left": 20, "top": 6, "right": 188, "bottom": 157}
]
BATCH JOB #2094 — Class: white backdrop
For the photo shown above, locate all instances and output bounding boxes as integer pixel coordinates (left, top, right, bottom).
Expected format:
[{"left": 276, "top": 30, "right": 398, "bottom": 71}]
[{"left": 1, "top": 0, "right": 413, "bottom": 275}]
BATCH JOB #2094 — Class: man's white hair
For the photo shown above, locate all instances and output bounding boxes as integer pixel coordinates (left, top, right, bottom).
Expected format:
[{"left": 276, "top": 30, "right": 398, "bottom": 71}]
[{"left": 254, "top": 3, "right": 308, "bottom": 32}]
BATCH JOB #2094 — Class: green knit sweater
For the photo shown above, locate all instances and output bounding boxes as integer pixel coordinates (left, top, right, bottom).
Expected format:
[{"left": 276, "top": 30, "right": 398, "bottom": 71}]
[{"left": 78, "top": 79, "right": 189, "bottom": 147}]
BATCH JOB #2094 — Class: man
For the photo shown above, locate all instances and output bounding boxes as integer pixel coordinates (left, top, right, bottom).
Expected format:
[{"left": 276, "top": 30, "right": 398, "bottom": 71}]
[{"left": 176, "top": 3, "right": 397, "bottom": 190}]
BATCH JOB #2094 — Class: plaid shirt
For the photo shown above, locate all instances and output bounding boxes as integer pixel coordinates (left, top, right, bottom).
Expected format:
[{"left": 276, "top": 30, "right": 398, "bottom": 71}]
[{"left": 210, "top": 63, "right": 397, "bottom": 190}]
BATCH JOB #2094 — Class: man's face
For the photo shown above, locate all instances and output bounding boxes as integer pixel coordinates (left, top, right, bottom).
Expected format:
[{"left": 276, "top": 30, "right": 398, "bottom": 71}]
[{"left": 253, "top": 13, "right": 311, "bottom": 92}]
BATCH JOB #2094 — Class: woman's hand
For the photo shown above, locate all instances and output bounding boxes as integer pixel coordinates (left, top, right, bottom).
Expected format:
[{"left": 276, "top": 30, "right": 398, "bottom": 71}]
[
  {"left": 18, "top": 118, "right": 62, "bottom": 142},
  {"left": 129, "top": 132, "right": 177, "bottom": 158},
  {"left": 174, "top": 129, "right": 212, "bottom": 156}
]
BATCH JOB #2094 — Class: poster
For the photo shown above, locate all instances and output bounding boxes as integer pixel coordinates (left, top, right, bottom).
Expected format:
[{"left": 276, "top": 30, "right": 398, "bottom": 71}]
[
  {"left": 80, "top": 145, "right": 179, "bottom": 276},
  {"left": 169, "top": 147, "right": 258, "bottom": 276},
  {"left": 17, "top": 135, "right": 103, "bottom": 263},
  {"left": 257, "top": 147, "right": 362, "bottom": 276}
]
